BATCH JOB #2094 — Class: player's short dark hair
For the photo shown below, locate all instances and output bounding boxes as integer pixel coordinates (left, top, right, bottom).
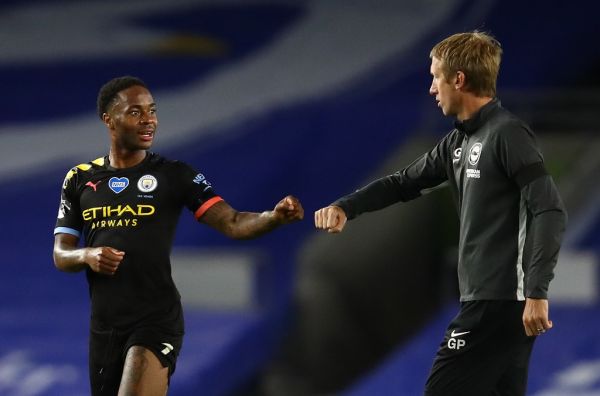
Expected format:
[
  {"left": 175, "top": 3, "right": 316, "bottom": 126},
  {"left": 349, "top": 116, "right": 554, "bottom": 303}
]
[{"left": 97, "top": 76, "right": 148, "bottom": 119}]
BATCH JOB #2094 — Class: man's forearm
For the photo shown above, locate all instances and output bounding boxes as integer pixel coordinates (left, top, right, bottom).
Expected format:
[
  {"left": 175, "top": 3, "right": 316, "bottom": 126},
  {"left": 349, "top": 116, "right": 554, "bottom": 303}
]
[
  {"left": 223, "top": 210, "right": 280, "bottom": 240},
  {"left": 53, "top": 236, "right": 88, "bottom": 272},
  {"left": 53, "top": 247, "right": 88, "bottom": 272},
  {"left": 333, "top": 173, "right": 417, "bottom": 220},
  {"left": 201, "top": 203, "right": 281, "bottom": 240}
]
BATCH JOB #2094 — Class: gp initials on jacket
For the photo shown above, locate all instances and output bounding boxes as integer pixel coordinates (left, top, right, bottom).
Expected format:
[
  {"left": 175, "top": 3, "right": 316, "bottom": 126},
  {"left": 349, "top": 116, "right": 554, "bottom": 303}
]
[{"left": 447, "top": 337, "right": 466, "bottom": 350}]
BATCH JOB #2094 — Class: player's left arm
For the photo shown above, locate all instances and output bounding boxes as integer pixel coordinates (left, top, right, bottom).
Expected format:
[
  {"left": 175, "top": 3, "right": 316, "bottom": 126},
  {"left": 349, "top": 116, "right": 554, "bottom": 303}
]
[
  {"left": 199, "top": 195, "right": 304, "bottom": 239},
  {"left": 520, "top": 173, "right": 567, "bottom": 336},
  {"left": 497, "top": 124, "right": 568, "bottom": 335}
]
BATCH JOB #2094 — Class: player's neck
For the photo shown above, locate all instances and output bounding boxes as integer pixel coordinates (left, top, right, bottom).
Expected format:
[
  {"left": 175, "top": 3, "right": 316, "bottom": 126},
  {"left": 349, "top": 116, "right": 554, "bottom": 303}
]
[
  {"left": 108, "top": 149, "right": 147, "bottom": 169},
  {"left": 456, "top": 96, "right": 493, "bottom": 122}
]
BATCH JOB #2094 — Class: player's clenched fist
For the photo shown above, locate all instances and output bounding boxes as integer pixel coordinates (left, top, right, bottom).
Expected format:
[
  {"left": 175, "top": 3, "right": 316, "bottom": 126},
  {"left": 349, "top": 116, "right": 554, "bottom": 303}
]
[
  {"left": 273, "top": 196, "right": 304, "bottom": 224},
  {"left": 314, "top": 205, "right": 347, "bottom": 233},
  {"left": 85, "top": 246, "right": 125, "bottom": 276}
]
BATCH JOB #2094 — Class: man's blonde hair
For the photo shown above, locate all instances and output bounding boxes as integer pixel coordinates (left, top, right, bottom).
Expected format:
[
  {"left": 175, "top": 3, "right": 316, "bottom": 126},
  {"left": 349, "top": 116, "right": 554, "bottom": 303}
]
[{"left": 430, "top": 31, "right": 502, "bottom": 97}]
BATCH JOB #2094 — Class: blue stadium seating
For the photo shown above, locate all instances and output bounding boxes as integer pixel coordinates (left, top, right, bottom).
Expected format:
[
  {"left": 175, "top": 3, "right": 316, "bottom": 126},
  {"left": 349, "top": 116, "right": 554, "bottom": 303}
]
[{"left": 0, "top": 0, "right": 598, "bottom": 395}]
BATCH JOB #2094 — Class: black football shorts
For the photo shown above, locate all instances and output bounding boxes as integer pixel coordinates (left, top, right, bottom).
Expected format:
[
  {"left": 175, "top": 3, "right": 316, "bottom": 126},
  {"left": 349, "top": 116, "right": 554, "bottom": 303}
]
[{"left": 88, "top": 306, "right": 184, "bottom": 395}]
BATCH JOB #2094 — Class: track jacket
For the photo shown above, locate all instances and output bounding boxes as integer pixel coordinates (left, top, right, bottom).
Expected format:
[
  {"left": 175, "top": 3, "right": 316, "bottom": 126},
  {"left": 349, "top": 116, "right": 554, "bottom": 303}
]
[{"left": 334, "top": 99, "right": 567, "bottom": 301}]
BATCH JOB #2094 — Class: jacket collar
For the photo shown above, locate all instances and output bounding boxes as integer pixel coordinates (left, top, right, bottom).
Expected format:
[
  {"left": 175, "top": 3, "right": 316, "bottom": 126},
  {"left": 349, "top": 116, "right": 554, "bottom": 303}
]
[{"left": 454, "top": 98, "right": 500, "bottom": 135}]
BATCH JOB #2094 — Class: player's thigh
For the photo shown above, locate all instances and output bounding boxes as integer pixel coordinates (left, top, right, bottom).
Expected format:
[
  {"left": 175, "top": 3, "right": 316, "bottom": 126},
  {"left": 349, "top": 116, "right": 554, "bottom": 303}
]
[
  {"left": 118, "top": 345, "right": 168, "bottom": 396},
  {"left": 89, "top": 327, "right": 126, "bottom": 396}
]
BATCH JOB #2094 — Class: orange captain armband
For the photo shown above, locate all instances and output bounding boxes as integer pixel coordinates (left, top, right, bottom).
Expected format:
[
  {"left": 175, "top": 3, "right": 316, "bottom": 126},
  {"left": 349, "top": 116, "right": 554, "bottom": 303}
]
[{"left": 194, "top": 196, "right": 224, "bottom": 220}]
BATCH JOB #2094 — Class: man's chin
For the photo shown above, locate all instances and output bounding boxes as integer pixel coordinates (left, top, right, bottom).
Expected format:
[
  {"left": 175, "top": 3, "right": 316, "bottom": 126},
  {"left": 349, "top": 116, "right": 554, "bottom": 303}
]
[{"left": 137, "top": 141, "right": 153, "bottom": 150}]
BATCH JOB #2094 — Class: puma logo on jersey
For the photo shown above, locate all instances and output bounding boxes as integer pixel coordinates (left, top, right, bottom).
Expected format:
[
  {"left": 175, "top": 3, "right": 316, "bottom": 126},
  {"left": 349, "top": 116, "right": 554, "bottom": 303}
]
[
  {"left": 161, "top": 343, "right": 174, "bottom": 355},
  {"left": 86, "top": 181, "right": 101, "bottom": 192}
]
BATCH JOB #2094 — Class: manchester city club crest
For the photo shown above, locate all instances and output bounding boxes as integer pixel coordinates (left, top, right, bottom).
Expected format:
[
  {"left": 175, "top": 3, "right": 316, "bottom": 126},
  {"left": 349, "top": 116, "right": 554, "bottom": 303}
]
[{"left": 137, "top": 174, "right": 158, "bottom": 193}]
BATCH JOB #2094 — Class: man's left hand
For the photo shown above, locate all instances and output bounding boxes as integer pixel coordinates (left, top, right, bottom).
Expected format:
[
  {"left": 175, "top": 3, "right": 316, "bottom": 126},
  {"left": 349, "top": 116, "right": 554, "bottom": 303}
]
[{"left": 523, "top": 298, "right": 553, "bottom": 337}]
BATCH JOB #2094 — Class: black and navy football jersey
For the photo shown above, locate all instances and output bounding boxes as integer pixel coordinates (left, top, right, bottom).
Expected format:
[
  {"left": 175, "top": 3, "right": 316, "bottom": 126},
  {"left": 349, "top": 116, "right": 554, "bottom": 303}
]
[{"left": 54, "top": 152, "right": 222, "bottom": 329}]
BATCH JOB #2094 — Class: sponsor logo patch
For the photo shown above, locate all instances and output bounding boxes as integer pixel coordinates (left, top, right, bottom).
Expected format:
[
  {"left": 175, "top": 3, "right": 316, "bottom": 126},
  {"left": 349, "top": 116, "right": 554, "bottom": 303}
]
[
  {"left": 450, "top": 330, "right": 470, "bottom": 337},
  {"left": 193, "top": 173, "right": 212, "bottom": 191},
  {"left": 85, "top": 180, "right": 101, "bottom": 192},
  {"left": 161, "top": 343, "right": 174, "bottom": 355},
  {"left": 453, "top": 148, "right": 462, "bottom": 163},
  {"left": 109, "top": 177, "right": 129, "bottom": 193},
  {"left": 466, "top": 169, "right": 480, "bottom": 179},
  {"left": 57, "top": 198, "right": 70, "bottom": 219}
]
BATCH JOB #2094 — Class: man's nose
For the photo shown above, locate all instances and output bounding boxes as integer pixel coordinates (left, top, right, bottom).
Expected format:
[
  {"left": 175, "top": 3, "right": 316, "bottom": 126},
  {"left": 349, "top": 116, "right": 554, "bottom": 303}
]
[
  {"left": 140, "top": 112, "right": 155, "bottom": 123},
  {"left": 429, "top": 83, "right": 437, "bottom": 96}
]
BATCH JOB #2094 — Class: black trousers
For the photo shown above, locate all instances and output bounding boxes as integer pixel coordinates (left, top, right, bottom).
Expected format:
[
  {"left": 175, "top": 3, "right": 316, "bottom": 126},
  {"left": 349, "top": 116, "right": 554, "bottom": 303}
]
[{"left": 424, "top": 300, "right": 536, "bottom": 396}]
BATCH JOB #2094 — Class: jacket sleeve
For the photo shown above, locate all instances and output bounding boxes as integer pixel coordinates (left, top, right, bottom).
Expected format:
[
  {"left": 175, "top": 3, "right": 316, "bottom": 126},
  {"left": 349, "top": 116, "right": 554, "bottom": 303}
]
[
  {"left": 333, "top": 134, "right": 451, "bottom": 219},
  {"left": 496, "top": 121, "right": 567, "bottom": 299},
  {"left": 521, "top": 174, "right": 567, "bottom": 299}
]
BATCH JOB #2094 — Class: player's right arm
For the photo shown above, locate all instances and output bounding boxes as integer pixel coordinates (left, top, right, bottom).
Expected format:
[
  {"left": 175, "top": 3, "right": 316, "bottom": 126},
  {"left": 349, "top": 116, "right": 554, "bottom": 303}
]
[
  {"left": 53, "top": 233, "right": 124, "bottom": 275},
  {"left": 315, "top": 134, "right": 452, "bottom": 233},
  {"left": 53, "top": 165, "right": 124, "bottom": 275}
]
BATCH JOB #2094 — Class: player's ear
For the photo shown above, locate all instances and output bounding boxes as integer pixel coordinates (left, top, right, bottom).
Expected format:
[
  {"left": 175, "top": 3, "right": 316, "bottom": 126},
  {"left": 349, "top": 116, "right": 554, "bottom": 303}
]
[
  {"left": 455, "top": 71, "right": 466, "bottom": 90},
  {"left": 102, "top": 113, "right": 114, "bottom": 129}
]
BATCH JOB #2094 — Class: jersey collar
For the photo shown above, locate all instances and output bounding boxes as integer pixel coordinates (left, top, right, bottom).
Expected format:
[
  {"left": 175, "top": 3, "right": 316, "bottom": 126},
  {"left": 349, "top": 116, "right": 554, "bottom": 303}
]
[{"left": 105, "top": 151, "right": 153, "bottom": 172}]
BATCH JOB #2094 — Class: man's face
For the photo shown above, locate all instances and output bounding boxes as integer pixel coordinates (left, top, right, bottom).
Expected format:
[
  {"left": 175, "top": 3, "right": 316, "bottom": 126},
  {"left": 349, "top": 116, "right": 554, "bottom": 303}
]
[
  {"left": 429, "top": 57, "right": 459, "bottom": 117},
  {"left": 107, "top": 85, "right": 157, "bottom": 151}
]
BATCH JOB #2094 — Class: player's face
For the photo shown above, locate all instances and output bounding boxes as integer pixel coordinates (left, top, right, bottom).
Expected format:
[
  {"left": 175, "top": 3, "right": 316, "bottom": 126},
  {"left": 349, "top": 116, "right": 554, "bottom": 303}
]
[
  {"left": 429, "top": 57, "right": 459, "bottom": 117},
  {"left": 109, "top": 86, "right": 158, "bottom": 151}
]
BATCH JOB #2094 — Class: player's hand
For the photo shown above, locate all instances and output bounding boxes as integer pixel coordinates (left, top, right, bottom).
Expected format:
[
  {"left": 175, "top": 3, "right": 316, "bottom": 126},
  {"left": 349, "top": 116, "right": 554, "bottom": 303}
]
[
  {"left": 273, "top": 195, "right": 304, "bottom": 224},
  {"left": 85, "top": 247, "right": 125, "bottom": 276},
  {"left": 523, "top": 298, "right": 553, "bottom": 337},
  {"left": 314, "top": 205, "right": 347, "bottom": 233}
]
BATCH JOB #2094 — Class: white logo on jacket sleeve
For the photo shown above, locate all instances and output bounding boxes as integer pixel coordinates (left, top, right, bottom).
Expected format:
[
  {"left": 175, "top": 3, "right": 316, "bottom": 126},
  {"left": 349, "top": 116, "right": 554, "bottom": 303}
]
[{"left": 137, "top": 175, "right": 158, "bottom": 192}]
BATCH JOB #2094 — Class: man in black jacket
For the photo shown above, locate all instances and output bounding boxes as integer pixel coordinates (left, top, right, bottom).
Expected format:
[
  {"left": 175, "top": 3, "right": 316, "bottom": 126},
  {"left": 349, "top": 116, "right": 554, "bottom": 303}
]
[{"left": 315, "top": 31, "right": 567, "bottom": 396}]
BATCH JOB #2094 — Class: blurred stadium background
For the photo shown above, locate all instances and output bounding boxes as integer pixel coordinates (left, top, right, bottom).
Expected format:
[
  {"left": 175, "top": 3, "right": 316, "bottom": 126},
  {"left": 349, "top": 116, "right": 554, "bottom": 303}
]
[{"left": 1, "top": 0, "right": 599, "bottom": 395}]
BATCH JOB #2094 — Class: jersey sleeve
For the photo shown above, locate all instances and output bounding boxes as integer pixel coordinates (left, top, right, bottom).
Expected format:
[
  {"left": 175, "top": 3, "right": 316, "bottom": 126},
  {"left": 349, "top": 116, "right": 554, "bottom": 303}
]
[
  {"left": 333, "top": 134, "right": 451, "bottom": 219},
  {"left": 54, "top": 168, "right": 84, "bottom": 238},
  {"left": 496, "top": 122, "right": 546, "bottom": 187},
  {"left": 177, "top": 163, "right": 224, "bottom": 220}
]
